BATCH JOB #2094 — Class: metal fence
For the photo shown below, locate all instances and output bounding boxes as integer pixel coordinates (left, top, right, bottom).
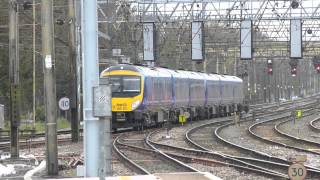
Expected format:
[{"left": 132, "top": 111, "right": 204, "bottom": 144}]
[{"left": 0, "top": 104, "right": 4, "bottom": 129}]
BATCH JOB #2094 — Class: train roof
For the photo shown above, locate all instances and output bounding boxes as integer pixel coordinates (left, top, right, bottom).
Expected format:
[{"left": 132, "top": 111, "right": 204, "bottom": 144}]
[
  {"left": 102, "top": 64, "right": 243, "bottom": 83},
  {"left": 203, "top": 73, "right": 220, "bottom": 81},
  {"left": 137, "top": 66, "right": 172, "bottom": 78},
  {"left": 216, "top": 74, "right": 242, "bottom": 83}
]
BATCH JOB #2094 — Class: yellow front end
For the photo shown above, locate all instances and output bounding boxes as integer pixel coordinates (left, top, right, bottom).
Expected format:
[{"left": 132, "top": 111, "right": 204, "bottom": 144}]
[
  {"left": 101, "top": 70, "right": 144, "bottom": 112},
  {"left": 112, "top": 96, "right": 142, "bottom": 112}
]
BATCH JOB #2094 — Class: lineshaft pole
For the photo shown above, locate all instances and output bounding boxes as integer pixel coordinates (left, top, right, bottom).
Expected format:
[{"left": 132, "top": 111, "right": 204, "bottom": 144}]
[
  {"left": 41, "top": 0, "right": 58, "bottom": 175},
  {"left": 33, "top": 0, "right": 36, "bottom": 129},
  {"left": 69, "top": 0, "right": 79, "bottom": 142}
]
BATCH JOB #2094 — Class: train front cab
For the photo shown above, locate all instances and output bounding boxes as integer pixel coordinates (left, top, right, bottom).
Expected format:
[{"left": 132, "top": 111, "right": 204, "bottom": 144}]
[{"left": 101, "top": 67, "right": 144, "bottom": 129}]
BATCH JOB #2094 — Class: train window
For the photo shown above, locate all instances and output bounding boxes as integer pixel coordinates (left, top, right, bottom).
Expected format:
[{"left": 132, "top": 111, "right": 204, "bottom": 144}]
[
  {"left": 123, "top": 76, "right": 141, "bottom": 92},
  {"left": 108, "top": 75, "right": 141, "bottom": 97},
  {"left": 110, "top": 76, "right": 121, "bottom": 92}
]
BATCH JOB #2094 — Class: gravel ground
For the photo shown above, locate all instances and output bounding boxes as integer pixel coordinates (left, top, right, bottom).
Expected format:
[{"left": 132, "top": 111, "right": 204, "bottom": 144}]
[
  {"left": 20, "top": 140, "right": 135, "bottom": 178},
  {"left": 220, "top": 118, "right": 320, "bottom": 168},
  {"left": 119, "top": 147, "right": 188, "bottom": 173},
  {"left": 189, "top": 163, "right": 275, "bottom": 180},
  {"left": 150, "top": 117, "right": 231, "bottom": 149},
  {"left": 120, "top": 131, "right": 152, "bottom": 149}
]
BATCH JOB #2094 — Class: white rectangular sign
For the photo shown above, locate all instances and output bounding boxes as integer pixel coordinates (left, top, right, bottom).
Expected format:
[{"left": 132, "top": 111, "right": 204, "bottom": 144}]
[
  {"left": 112, "top": 49, "right": 121, "bottom": 56},
  {"left": 290, "top": 19, "right": 302, "bottom": 58},
  {"left": 240, "top": 20, "right": 252, "bottom": 60},
  {"left": 191, "top": 21, "right": 203, "bottom": 61},
  {"left": 93, "top": 85, "right": 112, "bottom": 117},
  {"left": 143, "top": 23, "right": 155, "bottom": 61}
]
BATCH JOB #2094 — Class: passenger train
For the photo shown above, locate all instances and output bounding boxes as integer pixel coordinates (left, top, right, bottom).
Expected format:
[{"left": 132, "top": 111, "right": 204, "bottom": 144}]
[{"left": 101, "top": 64, "right": 248, "bottom": 129}]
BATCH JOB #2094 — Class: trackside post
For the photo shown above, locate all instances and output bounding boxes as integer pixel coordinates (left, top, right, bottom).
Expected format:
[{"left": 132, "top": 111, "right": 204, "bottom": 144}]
[{"left": 93, "top": 84, "right": 112, "bottom": 178}]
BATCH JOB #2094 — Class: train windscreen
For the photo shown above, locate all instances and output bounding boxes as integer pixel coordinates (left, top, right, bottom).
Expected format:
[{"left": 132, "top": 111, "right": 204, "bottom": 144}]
[{"left": 109, "top": 75, "right": 141, "bottom": 97}]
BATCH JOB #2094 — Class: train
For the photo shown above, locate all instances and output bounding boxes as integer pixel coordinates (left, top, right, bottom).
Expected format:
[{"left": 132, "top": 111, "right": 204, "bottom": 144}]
[{"left": 100, "top": 64, "right": 248, "bottom": 129}]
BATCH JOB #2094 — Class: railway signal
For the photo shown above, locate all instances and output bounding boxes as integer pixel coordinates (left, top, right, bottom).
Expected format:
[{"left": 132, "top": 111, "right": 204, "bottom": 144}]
[
  {"left": 267, "top": 59, "right": 273, "bottom": 75},
  {"left": 291, "top": 67, "right": 297, "bottom": 77},
  {"left": 289, "top": 59, "right": 298, "bottom": 77},
  {"left": 315, "top": 65, "right": 320, "bottom": 73},
  {"left": 312, "top": 57, "right": 320, "bottom": 74}
]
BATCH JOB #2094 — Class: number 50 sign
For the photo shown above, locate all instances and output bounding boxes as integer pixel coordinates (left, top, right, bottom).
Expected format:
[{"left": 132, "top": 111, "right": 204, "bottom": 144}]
[{"left": 288, "top": 163, "right": 307, "bottom": 180}]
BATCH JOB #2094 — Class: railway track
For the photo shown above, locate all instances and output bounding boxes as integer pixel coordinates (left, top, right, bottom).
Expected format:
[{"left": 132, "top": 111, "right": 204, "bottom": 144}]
[
  {"left": 149, "top": 121, "right": 290, "bottom": 179},
  {"left": 249, "top": 108, "right": 320, "bottom": 151},
  {"left": 0, "top": 129, "right": 81, "bottom": 142},
  {"left": 113, "top": 132, "right": 198, "bottom": 174},
  {"left": 275, "top": 115, "right": 320, "bottom": 150},
  {"left": 309, "top": 117, "right": 320, "bottom": 132},
  {"left": 1, "top": 96, "right": 318, "bottom": 178},
  {"left": 0, "top": 136, "right": 74, "bottom": 152},
  {"left": 192, "top": 117, "right": 320, "bottom": 178},
  {"left": 189, "top": 119, "right": 305, "bottom": 178}
]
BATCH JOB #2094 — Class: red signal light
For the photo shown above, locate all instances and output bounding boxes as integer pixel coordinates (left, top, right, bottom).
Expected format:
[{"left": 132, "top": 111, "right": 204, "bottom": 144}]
[
  {"left": 267, "top": 59, "right": 273, "bottom": 75},
  {"left": 291, "top": 67, "right": 297, "bottom": 76},
  {"left": 316, "top": 65, "right": 320, "bottom": 73},
  {"left": 268, "top": 68, "right": 273, "bottom": 75}
]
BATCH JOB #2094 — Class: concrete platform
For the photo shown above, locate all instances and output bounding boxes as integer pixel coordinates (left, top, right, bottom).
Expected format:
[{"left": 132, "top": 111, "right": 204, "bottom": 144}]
[{"left": 48, "top": 172, "right": 221, "bottom": 180}]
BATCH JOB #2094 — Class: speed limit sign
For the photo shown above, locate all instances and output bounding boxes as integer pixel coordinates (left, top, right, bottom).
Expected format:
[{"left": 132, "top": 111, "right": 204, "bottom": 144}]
[
  {"left": 288, "top": 163, "right": 307, "bottom": 180},
  {"left": 59, "top": 97, "right": 70, "bottom": 111}
]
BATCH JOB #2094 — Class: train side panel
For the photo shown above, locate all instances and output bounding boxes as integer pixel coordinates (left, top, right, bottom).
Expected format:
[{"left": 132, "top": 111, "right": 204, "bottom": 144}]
[
  {"left": 205, "top": 74, "right": 221, "bottom": 106},
  {"left": 189, "top": 72, "right": 206, "bottom": 107},
  {"left": 140, "top": 67, "right": 174, "bottom": 111},
  {"left": 171, "top": 70, "right": 190, "bottom": 108}
]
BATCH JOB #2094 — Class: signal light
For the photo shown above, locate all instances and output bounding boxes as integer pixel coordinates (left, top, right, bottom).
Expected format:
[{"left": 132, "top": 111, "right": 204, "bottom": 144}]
[
  {"left": 289, "top": 59, "right": 298, "bottom": 77},
  {"left": 313, "top": 57, "right": 320, "bottom": 73},
  {"left": 291, "top": 67, "right": 297, "bottom": 77},
  {"left": 267, "top": 59, "right": 273, "bottom": 75},
  {"left": 316, "top": 65, "right": 320, "bottom": 73}
]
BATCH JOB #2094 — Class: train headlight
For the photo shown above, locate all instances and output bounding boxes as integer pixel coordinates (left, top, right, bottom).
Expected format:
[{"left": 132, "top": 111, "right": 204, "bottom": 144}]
[{"left": 132, "top": 100, "right": 140, "bottom": 110}]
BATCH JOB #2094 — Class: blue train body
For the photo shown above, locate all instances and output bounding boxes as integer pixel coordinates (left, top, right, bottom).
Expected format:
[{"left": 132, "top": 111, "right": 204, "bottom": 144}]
[{"left": 101, "top": 64, "right": 247, "bottom": 129}]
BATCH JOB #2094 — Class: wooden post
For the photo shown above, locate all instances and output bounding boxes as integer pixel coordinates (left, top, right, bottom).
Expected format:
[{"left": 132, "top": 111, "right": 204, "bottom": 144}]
[{"left": 41, "top": 0, "right": 58, "bottom": 175}]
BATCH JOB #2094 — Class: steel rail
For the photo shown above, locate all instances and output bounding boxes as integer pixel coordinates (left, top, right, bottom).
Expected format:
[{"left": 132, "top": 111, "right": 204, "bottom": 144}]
[
  {"left": 113, "top": 135, "right": 151, "bottom": 175},
  {"left": 147, "top": 127, "right": 289, "bottom": 178},
  {"left": 145, "top": 130, "right": 200, "bottom": 173},
  {"left": 275, "top": 117, "right": 320, "bottom": 148},
  {"left": 214, "top": 115, "right": 320, "bottom": 177},
  {"left": 249, "top": 109, "right": 320, "bottom": 155},
  {"left": 309, "top": 117, "right": 320, "bottom": 132}
]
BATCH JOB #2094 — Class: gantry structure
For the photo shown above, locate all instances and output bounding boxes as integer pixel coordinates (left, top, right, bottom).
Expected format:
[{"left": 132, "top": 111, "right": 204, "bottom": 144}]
[
  {"left": 96, "top": 0, "right": 320, "bottom": 103},
  {"left": 97, "top": 0, "right": 320, "bottom": 58}
]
